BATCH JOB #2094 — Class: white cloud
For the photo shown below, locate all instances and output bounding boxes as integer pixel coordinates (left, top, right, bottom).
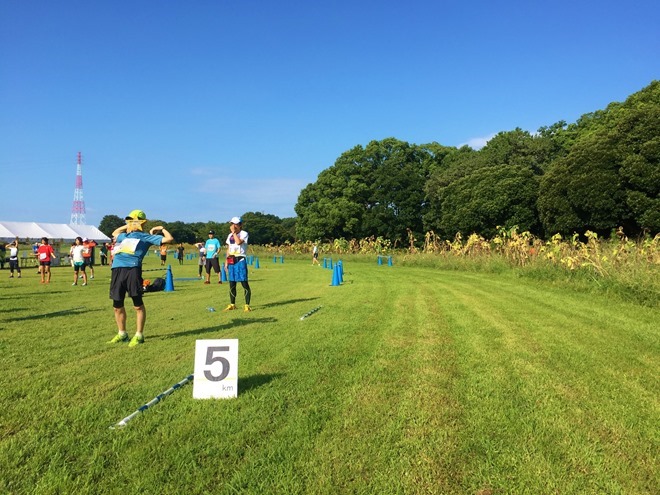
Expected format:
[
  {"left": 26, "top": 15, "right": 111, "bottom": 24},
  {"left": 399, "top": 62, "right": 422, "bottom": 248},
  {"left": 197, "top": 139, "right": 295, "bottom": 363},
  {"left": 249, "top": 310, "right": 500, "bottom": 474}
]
[{"left": 460, "top": 133, "right": 497, "bottom": 150}]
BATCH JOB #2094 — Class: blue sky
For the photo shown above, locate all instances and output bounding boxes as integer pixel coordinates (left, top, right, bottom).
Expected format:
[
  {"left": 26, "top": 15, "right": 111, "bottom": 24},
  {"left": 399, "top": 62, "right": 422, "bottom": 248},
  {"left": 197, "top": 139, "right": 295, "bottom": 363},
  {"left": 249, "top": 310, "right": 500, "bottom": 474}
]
[{"left": 1, "top": 0, "right": 658, "bottom": 226}]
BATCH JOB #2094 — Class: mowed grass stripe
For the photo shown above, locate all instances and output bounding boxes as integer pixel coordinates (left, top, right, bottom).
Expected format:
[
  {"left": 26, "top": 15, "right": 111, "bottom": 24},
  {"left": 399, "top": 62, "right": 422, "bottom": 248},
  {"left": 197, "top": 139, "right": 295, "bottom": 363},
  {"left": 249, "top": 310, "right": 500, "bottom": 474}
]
[
  {"left": 277, "top": 268, "right": 461, "bottom": 494},
  {"left": 418, "top": 268, "right": 659, "bottom": 493}
]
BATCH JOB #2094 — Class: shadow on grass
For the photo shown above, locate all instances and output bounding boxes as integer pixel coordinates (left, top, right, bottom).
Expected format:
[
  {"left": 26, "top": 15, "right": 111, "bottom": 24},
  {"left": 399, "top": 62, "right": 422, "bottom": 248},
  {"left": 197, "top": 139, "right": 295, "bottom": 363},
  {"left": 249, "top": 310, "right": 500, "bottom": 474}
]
[
  {"left": 0, "top": 291, "right": 69, "bottom": 300},
  {"left": 3, "top": 306, "right": 99, "bottom": 322},
  {"left": 157, "top": 317, "right": 278, "bottom": 339},
  {"left": 238, "top": 372, "right": 285, "bottom": 394},
  {"left": 260, "top": 297, "right": 320, "bottom": 309},
  {"left": 0, "top": 307, "right": 31, "bottom": 313}
]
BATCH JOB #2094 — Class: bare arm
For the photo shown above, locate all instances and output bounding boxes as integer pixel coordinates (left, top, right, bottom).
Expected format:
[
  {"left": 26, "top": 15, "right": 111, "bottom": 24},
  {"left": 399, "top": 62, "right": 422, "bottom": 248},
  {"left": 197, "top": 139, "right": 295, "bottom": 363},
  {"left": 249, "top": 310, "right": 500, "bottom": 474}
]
[
  {"left": 150, "top": 226, "right": 174, "bottom": 244},
  {"left": 112, "top": 224, "right": 129, "bottom": 239}
]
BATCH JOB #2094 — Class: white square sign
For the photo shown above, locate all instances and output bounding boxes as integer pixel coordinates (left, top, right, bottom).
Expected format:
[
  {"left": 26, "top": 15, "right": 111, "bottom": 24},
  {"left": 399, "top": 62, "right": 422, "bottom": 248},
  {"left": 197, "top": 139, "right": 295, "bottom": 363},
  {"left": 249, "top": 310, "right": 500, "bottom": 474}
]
[{"left": 193, "top": 339, "right": 239, "bottom": 399}]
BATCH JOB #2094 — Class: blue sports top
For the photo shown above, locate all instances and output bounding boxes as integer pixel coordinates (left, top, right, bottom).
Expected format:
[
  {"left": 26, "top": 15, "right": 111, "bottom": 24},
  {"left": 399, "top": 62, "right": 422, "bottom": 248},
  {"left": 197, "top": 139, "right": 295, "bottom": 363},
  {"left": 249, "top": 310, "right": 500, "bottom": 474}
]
[
  {"left": 205, "top": 238, "right": 222, "bottom": 259},
  {"left": 111, "top": 232, "right": 163, "bottom": 268}
]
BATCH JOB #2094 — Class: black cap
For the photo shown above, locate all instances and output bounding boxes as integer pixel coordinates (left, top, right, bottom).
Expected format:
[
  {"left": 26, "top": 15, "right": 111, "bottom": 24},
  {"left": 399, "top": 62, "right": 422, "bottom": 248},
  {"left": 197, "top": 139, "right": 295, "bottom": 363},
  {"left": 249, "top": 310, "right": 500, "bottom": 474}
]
[{"left": 208, "top": 230, "right": 215, "bottom": 235}]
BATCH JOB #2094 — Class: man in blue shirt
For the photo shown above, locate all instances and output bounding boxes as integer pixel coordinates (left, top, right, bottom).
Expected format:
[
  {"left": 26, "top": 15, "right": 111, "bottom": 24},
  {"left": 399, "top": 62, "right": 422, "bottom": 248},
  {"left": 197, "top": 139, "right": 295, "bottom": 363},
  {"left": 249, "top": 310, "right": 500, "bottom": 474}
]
[
  {"left": 108, "top": 209, "right": 173, "bottom": 347},
  {"left": 204, "top": 230, "right": 222, "bottom": 285}
]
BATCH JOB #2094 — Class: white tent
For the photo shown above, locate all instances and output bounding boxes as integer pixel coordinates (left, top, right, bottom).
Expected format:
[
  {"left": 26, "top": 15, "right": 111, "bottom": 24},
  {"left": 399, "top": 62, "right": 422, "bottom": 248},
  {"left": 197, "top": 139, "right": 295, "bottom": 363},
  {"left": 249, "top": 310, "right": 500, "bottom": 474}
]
[
  {"left": 0, "top": 223, "right": 15, "bottom": 240},
  {"left": 0, "top": 221, "right": 110, "bottom": 243}
]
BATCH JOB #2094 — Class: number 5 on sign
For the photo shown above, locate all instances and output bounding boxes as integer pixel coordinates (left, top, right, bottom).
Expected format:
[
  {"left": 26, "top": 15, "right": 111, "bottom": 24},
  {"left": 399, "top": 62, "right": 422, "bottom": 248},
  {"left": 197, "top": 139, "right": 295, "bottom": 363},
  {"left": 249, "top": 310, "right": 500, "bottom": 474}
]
[{"left": 193, "top": 339, "right": 238, "bottom": 399}]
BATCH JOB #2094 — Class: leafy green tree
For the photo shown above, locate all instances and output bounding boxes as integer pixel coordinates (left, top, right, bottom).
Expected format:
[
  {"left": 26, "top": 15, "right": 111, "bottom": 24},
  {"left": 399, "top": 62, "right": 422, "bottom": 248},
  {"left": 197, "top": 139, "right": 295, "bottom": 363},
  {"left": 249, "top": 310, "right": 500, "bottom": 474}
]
[
  {"left": 163, "top": 221, "right": 196, "bottom": 244},
  {"left": 538, "top": 139, "right": 626, "bottom": 235},
  {"left": 538, "top": 81, "right": 660, "bottom": 236},
  {"left": 425, "top": 130, "right": 547, "bottom": 237},
  {"left": 188, "top": 222, "right": 209, "bottom": 243},
  {"left": 433, "top": 164, "right": 540, "bottom": 238},
  {"left": 241, "top": 212, "right": 294, "bottom": 245},
  {"left": 281, "top": 217, "right": 297, "bottom": 241},
  {"left": 98, "top": 215, "right": 124, "bottom": 237},
  {"left": 295, "top": 138, "right": 432, "bottom": 242}
]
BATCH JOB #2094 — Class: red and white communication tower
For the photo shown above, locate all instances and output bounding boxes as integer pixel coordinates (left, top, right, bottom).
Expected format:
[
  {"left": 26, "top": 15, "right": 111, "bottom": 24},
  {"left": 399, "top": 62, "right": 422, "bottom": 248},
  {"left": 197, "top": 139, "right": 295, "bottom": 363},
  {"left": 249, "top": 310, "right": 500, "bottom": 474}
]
[{"left": 70, "top": 152, "right": 86, "bottom": 225}]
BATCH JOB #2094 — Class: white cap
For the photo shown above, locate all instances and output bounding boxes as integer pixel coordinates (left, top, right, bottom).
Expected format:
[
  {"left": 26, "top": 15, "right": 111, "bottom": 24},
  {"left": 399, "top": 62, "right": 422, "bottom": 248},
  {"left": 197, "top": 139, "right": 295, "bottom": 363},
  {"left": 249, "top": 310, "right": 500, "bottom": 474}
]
[{"left": 230, "top": 216, "right": 242, "bottom": 224}]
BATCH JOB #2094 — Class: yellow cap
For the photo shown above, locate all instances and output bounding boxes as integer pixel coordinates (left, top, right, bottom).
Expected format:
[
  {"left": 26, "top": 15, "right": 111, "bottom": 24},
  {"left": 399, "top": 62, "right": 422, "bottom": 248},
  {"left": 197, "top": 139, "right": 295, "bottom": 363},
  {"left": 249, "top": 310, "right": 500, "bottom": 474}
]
[{"left": 125, "top": 209, "right": 147, "bottom": 221}]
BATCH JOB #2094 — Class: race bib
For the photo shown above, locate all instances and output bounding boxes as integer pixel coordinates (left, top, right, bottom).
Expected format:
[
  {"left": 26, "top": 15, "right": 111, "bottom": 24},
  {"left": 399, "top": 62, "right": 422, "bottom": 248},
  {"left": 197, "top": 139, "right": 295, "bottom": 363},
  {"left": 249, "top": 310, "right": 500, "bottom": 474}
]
[
  {"left": 39, "top": 252, "right": 48, "bottom": 260},
  {"left": 113, "top": 238, "right": 140, "bottom": 255}
]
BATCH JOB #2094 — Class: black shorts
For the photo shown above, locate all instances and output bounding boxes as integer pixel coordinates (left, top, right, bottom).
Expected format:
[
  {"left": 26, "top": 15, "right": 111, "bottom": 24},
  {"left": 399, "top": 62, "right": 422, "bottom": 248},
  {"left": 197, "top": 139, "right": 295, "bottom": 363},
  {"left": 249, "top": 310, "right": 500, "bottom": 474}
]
[
  {"left": 84, "top": 258, "right": 94, "bottom": 267},
  {"left": 110, "top": 267, "right": 143, "bottom": 301},
  {"left": 206, "top": 257, "right": 220, "bottom": 273}
]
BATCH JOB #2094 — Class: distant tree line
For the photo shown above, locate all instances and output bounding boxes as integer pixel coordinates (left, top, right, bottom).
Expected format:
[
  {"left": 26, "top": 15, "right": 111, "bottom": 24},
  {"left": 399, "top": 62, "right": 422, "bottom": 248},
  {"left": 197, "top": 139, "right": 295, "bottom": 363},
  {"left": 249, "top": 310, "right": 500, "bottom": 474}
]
[
  {"left": 98, "top": 212, "right": 296, "bottom": 245},
  {"left": 100, "top": 81, "right": 658, "bottom": 245},
  {"left": 296, "top": 80, "right": 659, "bottom": 242}
]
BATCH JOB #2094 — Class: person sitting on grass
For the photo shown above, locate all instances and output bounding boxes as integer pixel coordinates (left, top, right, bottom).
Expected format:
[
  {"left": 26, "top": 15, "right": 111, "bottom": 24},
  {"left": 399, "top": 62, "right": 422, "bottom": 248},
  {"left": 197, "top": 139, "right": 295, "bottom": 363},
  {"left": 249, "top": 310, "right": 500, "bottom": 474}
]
[{"left": 107, "top": 209, "right": 173, "bottom": 347}]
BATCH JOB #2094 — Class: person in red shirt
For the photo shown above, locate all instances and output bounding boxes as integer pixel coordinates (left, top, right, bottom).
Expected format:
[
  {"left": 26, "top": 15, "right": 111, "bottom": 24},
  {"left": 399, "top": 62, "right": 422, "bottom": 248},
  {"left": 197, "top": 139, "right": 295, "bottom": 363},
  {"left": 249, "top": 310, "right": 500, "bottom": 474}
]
[
  {"left": 82, "top": 238, "right": 98, "bottom": 279},
  {"left": 37, "top": 237, "right": 56, "bottom": 284}
]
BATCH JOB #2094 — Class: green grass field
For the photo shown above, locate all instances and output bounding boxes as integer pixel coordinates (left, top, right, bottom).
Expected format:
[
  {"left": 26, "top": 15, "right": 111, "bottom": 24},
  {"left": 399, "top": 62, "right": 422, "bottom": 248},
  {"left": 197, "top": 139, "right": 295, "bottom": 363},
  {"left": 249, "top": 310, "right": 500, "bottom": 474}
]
[{"left": 0, "top": 253, "right": 658, "bottom": 494}]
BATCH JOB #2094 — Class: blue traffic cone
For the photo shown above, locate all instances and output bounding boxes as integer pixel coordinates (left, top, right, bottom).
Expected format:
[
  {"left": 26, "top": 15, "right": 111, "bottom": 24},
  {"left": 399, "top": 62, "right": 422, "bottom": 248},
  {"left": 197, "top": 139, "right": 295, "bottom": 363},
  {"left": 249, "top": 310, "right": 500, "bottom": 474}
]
[
  {"left": 378, "top": 255, "right": 383, "bottom": 265},
  {"left": 221, "top": 266, "right": 227, "bottom": 282},
  {"left": 255, "top": 257, "right": 260, "bottom": 269},
  {"left": 388, "top": 256, "right": 393, "bottom": 266},
  {"left": 165, "top": 265, "right": 174, "bottom": 292},
  {"left": 337, "top": 261, "right": 344, "bottom": 283},
  {"left": 273, "top": 255, "right": 277, "bottom": 263},
  {"left": 331, "top": 265, "right": 340, "bottom": 286},
  {"left": 323, "top": 258, "right": 327, "bottom": 269}
]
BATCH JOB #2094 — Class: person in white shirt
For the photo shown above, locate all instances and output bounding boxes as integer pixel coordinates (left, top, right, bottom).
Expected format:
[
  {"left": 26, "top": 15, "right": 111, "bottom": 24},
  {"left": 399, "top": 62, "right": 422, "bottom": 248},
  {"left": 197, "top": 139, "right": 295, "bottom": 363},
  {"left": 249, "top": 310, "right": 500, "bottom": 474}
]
[
  {"left": 70, "top": 237, "right": 88, "bottom": 286},
  {"left": 6, "top": 240, "right": 21, "bottom": 278},
  {"left": 223, "top": 216, "right": 252, "bottom": 312}
]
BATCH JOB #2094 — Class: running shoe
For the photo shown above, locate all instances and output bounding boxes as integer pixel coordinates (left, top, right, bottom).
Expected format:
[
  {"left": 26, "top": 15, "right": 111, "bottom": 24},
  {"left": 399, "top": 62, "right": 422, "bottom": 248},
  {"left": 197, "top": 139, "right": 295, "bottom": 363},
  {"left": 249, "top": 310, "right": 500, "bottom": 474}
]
[
  {"left": 108, "top": 333, "right": 129, "bottom": 344},
  {"left": 223, "top": 304, "right": 236, "bottom": 311},
  {"left": 243, "top": 305, "right": 252, "bottom": 312},
  {"left": 128, "top": 334, "right": 144, "bottom": 347}
]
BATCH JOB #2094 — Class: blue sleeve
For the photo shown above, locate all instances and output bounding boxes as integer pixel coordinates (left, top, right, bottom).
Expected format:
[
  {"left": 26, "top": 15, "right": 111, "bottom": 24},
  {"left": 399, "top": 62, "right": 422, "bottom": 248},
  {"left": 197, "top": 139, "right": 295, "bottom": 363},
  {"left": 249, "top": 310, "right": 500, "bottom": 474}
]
[{"left": 143, "top": 234, "right": 163, "bottom": 246}]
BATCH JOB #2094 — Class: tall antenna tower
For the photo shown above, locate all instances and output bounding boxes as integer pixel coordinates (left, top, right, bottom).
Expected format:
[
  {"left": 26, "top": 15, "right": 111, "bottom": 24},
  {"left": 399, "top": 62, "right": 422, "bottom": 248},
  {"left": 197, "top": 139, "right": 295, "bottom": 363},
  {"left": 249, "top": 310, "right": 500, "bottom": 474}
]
[{"left": 70, "top": 151, "right": 86, "bottom": 225}]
